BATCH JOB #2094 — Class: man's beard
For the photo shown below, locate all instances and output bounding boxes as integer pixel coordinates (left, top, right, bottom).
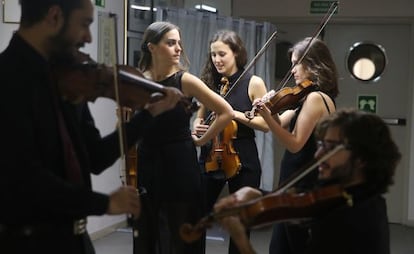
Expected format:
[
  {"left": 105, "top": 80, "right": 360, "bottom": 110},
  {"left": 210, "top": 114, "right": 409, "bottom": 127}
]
[
  {"left": 318, "top": 159, "right": 358, "bottom": 187},
  {"left": 49, "top": 25, "right": 78, "bottom": 65}
]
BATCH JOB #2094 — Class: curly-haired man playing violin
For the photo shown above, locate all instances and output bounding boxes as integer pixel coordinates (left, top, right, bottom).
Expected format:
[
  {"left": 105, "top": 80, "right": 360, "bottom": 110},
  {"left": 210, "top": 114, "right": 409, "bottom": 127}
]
[{"left": 215, "top": 108, "right": 400, "bottom": 254}]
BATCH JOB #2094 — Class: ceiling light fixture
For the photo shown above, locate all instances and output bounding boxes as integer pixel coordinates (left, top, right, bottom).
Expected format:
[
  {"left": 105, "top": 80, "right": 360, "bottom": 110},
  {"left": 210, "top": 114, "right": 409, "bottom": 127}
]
[
  {"left": 195, "top": 4, "right": 217, "bottom": 13},
  {"left": 130, "top": 4, "right": 157, "bottom": 11}
]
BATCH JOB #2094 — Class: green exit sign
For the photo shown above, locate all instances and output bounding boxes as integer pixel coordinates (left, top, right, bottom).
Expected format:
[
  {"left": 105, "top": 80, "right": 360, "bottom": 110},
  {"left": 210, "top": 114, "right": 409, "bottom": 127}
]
[
  {"left": 95, "top": 0, "right": 105, "bottom": 8},
  {"left": 357, "top": 95, "right": 377, "bottom": 114},
  {"left": 310, "top": 1, "right": 338, "bottom": 14}
]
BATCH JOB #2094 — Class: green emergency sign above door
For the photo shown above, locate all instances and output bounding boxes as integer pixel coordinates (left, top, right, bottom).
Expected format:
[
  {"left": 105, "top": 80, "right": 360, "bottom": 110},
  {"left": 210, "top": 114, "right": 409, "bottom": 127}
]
[
  {"left": 357, "top": 95, "right": 377, "bottom": 113},
  {"left": 310, "top": 1, "right": 339, "bottom": 14},
  {"left": 95, "top": 0, "right": 105, "bottom": 8}
]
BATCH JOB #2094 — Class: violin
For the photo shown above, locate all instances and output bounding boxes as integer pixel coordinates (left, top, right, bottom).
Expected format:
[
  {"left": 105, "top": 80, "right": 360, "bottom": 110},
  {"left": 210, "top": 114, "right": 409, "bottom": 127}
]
[
  {"left": 179, "top": 184, "right": 353, "bottom": 243},
  {"left": 180, "top": 144, "right": 348, "bottom": 243},
  {"left": 54, "top": 51, "right": 199, "bottom": 113},
  {"left": 204, "top": 119, "right": 242, "bottom": 179},
  {"left": 245, "top": 79, "right": 316, "bottom": 119},
  {"left": 204, "top": 77, "right": 241, "bottom": 179}
]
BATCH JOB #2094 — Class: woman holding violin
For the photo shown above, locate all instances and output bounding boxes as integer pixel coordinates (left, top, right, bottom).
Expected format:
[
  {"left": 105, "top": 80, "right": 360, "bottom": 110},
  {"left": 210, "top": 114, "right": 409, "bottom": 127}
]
[
  {"left": 252, "top": 37, "right": 339, "bottom": 254},
  {"left": 133, "top": 22, "right": 233, "bottom": 254},
  {"left": 193, "top": 29, "right": 269, "bottom": 254},
  {"left": 214, "top": 108, "right": 400, "bottom": 254}
]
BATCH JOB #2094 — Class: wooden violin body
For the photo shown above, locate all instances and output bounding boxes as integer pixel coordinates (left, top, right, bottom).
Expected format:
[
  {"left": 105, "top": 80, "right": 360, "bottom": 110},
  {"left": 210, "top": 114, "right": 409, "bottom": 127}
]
[
  {"left": 205, "top": 120, "right": 242, "bottom": 179},
  {"left": 179, "top": 184, "right": 353, "bottom": 243},
  {"left": 238, "top": 184, "right": 352, "bottom": 228},
  {"left": 266, "top": 79, "right": 315, "bottom": 114}
]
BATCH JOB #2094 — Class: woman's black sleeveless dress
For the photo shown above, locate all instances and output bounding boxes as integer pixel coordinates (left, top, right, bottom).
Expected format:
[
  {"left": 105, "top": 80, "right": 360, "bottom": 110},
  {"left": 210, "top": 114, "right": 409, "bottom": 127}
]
[{"left": 134, "top": 71, "right": 204, "bottom": 254}]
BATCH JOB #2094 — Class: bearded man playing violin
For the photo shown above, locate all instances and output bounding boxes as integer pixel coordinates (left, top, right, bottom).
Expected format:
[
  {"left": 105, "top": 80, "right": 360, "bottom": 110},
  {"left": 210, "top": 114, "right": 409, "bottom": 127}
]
[
  {"left": 0, "top": 0, "right": 182, "bottom": 253},
  {"left": 214, "top": 108, "right": 400, "bottom": 254}
]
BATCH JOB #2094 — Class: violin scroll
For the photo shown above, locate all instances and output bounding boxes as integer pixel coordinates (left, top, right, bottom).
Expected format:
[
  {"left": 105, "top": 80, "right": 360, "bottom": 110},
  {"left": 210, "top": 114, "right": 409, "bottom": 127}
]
[
  {"left": 245, "top": 90, "right": 276, "bottom": 119},
  {"left": 180, "top": 217, "right": 213, "bottom": 243}
]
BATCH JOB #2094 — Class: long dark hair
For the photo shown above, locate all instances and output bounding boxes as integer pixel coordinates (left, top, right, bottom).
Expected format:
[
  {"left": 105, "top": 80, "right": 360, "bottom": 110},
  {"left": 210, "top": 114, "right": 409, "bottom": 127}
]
[
  {"left": 138, "top": 21, "right": 189, "bottom": 71},
  {"left": 200, "top": 30, "right": 247, "bottom": 90},
  {"left": 288, "top": 37, "right": 339, "bottom": 99}
]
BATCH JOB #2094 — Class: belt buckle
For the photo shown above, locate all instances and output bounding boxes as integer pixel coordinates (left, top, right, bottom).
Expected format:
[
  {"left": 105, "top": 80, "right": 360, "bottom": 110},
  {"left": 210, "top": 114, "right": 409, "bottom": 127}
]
[{"left": 73, "top": 218, "right": 86, "bottom": 235}]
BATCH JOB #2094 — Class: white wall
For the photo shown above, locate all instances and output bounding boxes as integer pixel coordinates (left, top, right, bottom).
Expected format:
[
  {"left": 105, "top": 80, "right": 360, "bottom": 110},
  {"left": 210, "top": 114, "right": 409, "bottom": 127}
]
[
  {"left": 408, "top": 25, "right": 414, "bottom": 224},
  {"left": 0, "top": 5, "right": 19, "bottom": 51}
]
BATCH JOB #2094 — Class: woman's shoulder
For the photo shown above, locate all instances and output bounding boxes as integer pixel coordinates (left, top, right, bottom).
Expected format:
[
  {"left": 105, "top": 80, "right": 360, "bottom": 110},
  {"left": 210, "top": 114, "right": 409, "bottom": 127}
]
[
  {"left": 306, "top": 91, "right": 331, "bottom": 102},
  {"left": 304, "top": 91, "right": 335, "bottom": 113},
  {"left": 180, "top": 71, "right": 210, "bottom": 96},
  {"left": 181, "top": 71, "right": 202, "bottom": 84},
  {"left": 248, "top": 75, "right": 266, "bottom": 90},
  {"left": 250, "top": 74, "right": 265, "bottom": 83}
]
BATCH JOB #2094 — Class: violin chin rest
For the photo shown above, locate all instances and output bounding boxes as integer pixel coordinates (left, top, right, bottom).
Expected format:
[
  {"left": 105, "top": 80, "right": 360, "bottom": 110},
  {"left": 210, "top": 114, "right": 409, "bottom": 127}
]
[{"left": 149, "top": 92, "right": 164, "bottom": 102}]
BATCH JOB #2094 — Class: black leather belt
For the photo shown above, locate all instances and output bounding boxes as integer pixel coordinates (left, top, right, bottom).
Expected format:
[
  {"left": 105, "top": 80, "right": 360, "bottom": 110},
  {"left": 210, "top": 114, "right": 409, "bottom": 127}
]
[{"left": 0, "top": 218, "right": 87, "bottom": 237}]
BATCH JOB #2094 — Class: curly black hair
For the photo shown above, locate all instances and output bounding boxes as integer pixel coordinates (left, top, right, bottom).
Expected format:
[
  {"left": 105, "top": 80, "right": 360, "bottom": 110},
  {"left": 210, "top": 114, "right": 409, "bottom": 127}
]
[{"left": 315, "top": 108, "right": 401, "bottom": 194}]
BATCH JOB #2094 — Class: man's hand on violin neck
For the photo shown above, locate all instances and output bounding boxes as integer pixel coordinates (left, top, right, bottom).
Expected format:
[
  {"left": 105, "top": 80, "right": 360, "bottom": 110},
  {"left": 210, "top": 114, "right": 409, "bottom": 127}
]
[{"left": 107, "top": 186, "right": 141, "bottom": 218}]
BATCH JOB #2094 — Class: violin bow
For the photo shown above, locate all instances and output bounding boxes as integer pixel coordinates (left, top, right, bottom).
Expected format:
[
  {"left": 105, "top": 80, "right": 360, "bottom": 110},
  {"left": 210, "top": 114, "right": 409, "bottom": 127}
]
[
  {"left": 275, "top": 1, "right": 339, "bottom": 91},
  {"left": 222, "top": 30, "right": 278, "bottom": 98},
  {"left": 108, "top": 13, "right": 143, "bottom": 246},
  {"left": 106, "top": 13, "right": 129, "bottom": 187}
]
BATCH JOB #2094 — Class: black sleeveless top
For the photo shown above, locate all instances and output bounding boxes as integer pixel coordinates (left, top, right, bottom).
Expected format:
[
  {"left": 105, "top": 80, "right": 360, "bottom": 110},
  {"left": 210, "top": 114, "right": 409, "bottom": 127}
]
[
  {"left": 279, "top": 92, "right": 333, "bottom": 190},
  {"left": 140, "top": 71, "right": 192, "bottom": 145},
  {"left": 137, "top": 71, "right": 203, "bottom": 202},
  {"left": 224, "top": 70, "right": 256, "bottom": 139}
]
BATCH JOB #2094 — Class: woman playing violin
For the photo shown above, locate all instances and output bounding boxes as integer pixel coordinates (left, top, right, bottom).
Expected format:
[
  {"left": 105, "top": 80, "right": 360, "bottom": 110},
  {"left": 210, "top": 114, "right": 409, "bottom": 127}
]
[
  {"left": 134, "top": 22, "right": 233, "bottom": 254},
  {"left": 215, "top": 108, "right": 400, "bottom": 254},
  {"left": 193, "top": 30, "right": 269, "bottom": 254},
  {"left": 253, "top": 37, "right": 339, "bottom": 254}
]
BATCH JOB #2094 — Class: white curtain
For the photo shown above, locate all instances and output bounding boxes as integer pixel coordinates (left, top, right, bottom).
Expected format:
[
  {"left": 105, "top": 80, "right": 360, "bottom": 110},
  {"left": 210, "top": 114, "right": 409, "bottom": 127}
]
[{"left": 156, "top": 8, "right": 277, "bottom": 191}]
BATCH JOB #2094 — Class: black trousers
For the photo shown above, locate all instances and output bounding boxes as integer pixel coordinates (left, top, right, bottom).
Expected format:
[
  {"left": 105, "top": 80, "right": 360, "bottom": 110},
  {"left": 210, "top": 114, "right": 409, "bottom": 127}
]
[
  {"left": 203, "top": 166, "right": 261, "bottom": 254},
  {"left": 269, "top": 222, "right": 310, "bottom": 254},
  {"left": 133, "top": 200, "right": 205, "bottom": 254}
]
